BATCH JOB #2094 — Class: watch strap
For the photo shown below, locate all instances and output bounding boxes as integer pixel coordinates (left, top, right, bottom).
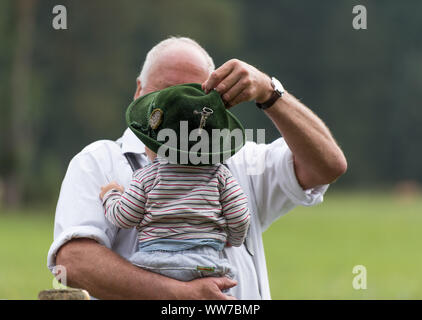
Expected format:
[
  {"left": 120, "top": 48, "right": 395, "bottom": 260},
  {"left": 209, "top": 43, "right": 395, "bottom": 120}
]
[{"left": 256, "top": 90, "right": 281, "bottom": 110}]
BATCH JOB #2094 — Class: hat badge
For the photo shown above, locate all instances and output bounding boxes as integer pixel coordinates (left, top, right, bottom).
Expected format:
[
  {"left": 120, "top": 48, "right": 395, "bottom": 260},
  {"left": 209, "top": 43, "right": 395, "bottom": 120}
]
[{"left": 149, "top": 108, "right": 163, "bottom": 129}]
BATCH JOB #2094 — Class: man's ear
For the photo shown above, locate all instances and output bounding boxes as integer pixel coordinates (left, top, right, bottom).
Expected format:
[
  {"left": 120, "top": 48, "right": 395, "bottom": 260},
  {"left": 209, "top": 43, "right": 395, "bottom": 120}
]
[{"left": 134, "top": 78, "right": 142, "bottom": 100}]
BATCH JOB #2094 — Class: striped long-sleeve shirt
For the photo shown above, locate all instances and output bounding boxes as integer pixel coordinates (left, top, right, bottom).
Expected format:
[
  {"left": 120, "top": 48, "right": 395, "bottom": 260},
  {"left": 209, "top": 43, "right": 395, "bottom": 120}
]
[{"left": 102, "top": 157, "right": 250, "bottom": 247}]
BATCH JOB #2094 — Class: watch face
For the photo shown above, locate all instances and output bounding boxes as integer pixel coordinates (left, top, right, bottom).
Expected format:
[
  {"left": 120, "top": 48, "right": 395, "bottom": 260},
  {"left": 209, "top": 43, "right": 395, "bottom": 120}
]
[{"left": 271, "top": 77, "right": 284, "bottom": 95}]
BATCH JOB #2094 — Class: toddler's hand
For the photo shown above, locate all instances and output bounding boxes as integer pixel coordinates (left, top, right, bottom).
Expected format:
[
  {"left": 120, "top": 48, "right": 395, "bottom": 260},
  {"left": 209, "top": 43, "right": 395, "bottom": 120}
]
[{"left": 100, "top": 181, "right": 124, "bottom": 200}]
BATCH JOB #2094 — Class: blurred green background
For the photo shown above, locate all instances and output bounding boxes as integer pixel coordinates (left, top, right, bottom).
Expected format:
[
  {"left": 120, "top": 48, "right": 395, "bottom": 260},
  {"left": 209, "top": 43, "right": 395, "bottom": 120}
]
[{"left": 1, "top": 0, "right": 422, "bottom": 299}]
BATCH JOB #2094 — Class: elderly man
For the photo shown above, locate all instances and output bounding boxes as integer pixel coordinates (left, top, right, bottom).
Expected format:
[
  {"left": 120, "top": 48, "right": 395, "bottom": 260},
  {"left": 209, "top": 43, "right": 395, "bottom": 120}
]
[{"left": 47, "top": 37, "right": 347, "bottom": 300}]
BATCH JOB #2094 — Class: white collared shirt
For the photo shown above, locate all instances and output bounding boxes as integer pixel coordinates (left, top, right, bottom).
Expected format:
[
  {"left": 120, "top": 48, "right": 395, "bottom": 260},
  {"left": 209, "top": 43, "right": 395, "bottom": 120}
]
[{"left": 47, "top": 128, "right": 328, "bottom": 299}]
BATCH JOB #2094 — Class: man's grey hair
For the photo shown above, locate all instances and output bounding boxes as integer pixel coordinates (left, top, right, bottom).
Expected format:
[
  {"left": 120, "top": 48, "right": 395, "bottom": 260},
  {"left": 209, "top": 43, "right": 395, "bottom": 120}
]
[{"left": 138, "top": 36, "right": 215, "bottom": 86}]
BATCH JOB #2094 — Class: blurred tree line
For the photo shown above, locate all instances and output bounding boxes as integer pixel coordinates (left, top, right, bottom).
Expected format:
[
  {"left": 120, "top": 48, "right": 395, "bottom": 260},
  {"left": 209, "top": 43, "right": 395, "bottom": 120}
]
[{"left": 0, "top": 0, "right": 421, "bottom": 207}]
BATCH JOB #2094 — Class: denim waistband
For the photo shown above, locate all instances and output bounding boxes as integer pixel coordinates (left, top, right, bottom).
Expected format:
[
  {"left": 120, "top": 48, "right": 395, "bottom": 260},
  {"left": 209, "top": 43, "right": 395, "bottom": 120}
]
[{"left": 138, "top": 238, "right": 225, "bottom": 252}]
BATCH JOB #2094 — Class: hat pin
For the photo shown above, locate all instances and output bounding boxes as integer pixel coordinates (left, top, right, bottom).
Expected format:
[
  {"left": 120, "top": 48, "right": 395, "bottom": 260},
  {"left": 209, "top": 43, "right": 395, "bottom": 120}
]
[{"left": 194, "top": 107, "right": 213, "bottom": 134}]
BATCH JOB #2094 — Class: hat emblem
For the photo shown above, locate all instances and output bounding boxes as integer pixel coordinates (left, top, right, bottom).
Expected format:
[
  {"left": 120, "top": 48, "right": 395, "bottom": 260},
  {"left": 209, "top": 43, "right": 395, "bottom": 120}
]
[
  {"left": 149, "top": 108, "right": 163, "bottom": 129},
  {"left": 193, "top": 107, "right": 214, "bottom": 134}
]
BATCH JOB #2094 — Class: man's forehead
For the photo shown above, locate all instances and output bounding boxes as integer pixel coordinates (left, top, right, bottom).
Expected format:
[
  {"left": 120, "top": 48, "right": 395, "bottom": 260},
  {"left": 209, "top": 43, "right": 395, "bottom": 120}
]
[
  {"left": 149, "top": 59, "right": 210, "bottom": 90},
  {"left": 159, "top": 44, "right": 207, "bottom": 62},
  {"left": 156, "top": 44, "right": 209, "bottom": 69},
  {"left": 140, "top": 44, "right": 212, "bottom": 95}
]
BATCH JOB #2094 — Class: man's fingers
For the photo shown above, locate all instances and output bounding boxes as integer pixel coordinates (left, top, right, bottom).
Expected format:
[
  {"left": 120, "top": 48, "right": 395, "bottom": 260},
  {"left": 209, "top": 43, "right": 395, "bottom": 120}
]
[
  {"left": 184, "top": 277, "right": 237, "bottom": 300},
  {"left": 214, "top": 71, "right": 242, "bottom": 96},
  {"left": 203, "top": 60, "right": 235, "bottom": 93},
  {"left": 211, "top": 277, "right": 238, "bottom": 300},
  {"left": 226, "top": 83, "right": 257, "bottom": 108},
  {"left": 214, "top": 277, "right": 237, "bottom": 291},
  {"left": 222, "top": 80, "right": 248, "bottom": 107}
]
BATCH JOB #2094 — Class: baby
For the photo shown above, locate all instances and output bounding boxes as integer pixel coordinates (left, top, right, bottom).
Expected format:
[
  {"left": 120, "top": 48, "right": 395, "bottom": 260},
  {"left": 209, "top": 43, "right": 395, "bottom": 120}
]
[{"left": 100, "top": 83, "right": 250, "bottom": 283}]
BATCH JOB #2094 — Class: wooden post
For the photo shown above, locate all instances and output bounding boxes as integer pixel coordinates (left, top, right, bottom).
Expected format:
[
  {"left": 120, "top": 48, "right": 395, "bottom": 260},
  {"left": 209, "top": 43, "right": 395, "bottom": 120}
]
[{"left": 38, "top": 289, "right": 91, "bottom": 300}]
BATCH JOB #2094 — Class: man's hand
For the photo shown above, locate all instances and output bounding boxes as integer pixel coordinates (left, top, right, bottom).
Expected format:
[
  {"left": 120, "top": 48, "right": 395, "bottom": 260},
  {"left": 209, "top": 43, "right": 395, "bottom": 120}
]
[
  {"left": 100, "top": 181, "right": 124, "bottom": 200},
  {"left": 177, "top": 277, "right": 237, "bottom": 300},
  {"left": 202, "top": 59, "right": 273, "bottom": 107}
]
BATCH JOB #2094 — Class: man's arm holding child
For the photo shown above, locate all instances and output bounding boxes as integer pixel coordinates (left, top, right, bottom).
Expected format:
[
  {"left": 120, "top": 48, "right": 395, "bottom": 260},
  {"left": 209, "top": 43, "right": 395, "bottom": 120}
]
[{"left": 56, "top": 238, "right": 237, "bottom": 299}]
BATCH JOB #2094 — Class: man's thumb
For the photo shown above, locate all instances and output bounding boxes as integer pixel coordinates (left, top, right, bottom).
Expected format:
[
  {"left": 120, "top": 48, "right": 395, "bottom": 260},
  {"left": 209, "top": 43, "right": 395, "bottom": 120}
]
[{"left": 216, "top": 277, "right": 237, "bottom": 290}]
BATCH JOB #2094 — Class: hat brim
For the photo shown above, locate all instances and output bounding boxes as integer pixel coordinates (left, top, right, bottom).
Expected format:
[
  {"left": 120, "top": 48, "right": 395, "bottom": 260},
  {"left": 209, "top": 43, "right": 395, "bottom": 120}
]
[{"left": 126, "top": 85, "right": 246, "bottom": 165}]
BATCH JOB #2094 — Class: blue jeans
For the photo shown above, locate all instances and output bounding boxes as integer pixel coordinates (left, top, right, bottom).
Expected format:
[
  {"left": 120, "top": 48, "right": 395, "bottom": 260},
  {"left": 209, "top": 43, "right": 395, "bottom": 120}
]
[{"left": 129, "top": 245, "right": 236, "bottom": 282}]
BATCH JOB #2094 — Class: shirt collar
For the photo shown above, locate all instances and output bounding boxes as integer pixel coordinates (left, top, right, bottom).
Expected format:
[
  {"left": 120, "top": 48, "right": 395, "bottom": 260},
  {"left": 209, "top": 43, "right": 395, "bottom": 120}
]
[{"left": 117, "top": 128, "right": 146, "bottom": 155}]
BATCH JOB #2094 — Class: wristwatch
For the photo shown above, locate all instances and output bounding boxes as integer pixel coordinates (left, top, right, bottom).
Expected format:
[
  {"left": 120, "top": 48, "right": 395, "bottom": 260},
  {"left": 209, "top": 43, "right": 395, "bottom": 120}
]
[{"left": 256, "top": 77, "right": 284, "bottom": 110}]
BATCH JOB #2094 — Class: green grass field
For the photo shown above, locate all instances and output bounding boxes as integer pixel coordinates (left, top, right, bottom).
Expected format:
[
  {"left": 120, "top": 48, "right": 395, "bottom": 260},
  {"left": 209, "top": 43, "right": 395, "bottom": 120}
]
[{"left": 1, "top": 191, "right": 421, "bottom": 300}]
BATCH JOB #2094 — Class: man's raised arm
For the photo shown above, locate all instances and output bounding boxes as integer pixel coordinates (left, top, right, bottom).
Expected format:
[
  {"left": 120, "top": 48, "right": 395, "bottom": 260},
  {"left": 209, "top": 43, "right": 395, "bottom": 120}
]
[{"left": 202, "top": 59, "right": 347, "bottom": 190}]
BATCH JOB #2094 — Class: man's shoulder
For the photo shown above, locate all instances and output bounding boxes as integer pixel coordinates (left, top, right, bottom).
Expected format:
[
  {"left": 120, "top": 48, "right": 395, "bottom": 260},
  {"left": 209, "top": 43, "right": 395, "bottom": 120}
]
[
  {"left": 227, "top": 138, "right": 287, "bottom": 168},
  {"left": 79, "top": 139, "right": 121, "bottom": 155},
  {"left": 69, "top": 139, "right": 122, "bottom": 169}
]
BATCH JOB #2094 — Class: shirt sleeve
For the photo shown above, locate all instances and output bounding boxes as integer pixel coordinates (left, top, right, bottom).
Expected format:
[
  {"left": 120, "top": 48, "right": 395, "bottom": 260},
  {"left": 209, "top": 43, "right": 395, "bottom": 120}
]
[
  {"left": 226, "top": 138, "right": 329, "bottom": 232},
  {"left": 102, "top": 179, "right": 146, "bottom": 229},
  {"left": 47, "top": 142, "right": 124, "bottom": 273},
  {"left": 219, "top": 168, "right": 251, "bottom": 247}
]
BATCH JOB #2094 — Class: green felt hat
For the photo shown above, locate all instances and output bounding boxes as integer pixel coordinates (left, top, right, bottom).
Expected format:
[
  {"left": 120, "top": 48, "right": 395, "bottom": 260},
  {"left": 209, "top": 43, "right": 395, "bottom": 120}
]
[{"left": 126, "top": 83, "right": 245, "bottom": 165}]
